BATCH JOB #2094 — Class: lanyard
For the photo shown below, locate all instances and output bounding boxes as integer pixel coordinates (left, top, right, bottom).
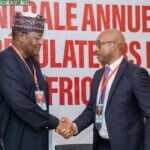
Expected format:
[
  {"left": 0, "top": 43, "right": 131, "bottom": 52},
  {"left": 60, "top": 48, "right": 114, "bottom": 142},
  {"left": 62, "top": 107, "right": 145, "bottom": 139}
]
[
  {"left": 11, "top": 44, "right": 39, "bottom": 90},
  {"left": 100, "top": 64, "right": 120, "bottom": 93}
]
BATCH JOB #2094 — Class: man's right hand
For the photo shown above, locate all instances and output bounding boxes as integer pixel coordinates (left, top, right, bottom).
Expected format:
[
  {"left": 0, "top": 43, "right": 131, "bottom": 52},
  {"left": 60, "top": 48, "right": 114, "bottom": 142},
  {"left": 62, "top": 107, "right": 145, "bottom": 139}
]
[{"left": 55, "top": 117, "right": 77, "bottom": 139}]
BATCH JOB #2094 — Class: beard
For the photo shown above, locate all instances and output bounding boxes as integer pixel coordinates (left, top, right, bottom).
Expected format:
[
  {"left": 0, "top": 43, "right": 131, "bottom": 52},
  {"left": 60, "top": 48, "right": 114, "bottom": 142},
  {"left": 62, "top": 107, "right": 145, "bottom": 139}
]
[
  {"left": 33, "top": 48, "right": 40, "bottom": 56},
  {"left": 97, "top": 54, "right": 112, "bottom": 64}
]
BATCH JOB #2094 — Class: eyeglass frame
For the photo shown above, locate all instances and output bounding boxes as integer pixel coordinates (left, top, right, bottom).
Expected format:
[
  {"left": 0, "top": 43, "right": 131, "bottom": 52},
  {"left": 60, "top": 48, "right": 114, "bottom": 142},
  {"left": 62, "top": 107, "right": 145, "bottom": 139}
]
[
  {"left": 95, "top": 40, "right": 116, "bottom": 49},
  {"left": 21, "top": 31, "right": 44, "bottom": 41}
]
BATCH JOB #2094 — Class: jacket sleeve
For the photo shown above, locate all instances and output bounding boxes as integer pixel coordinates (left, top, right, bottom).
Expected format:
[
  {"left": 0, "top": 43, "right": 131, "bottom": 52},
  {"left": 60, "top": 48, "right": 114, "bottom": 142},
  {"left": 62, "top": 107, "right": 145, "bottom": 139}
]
[
  {"left": 0, "top": 57, "right": 59, "bottom": 130},
  {"left": 73, "top": 71, "right": 99, "bottom": 134},
  {"left": 132, "top": 67, "right": 150, "bottom": 150},
  {"left": 132, "top": 67, "right": 150, "bottom": 116}
]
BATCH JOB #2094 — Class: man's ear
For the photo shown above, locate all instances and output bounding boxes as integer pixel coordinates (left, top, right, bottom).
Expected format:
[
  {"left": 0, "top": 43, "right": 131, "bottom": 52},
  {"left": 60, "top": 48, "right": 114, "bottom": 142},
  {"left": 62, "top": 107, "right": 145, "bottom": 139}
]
[
  {"left": 18, "top": 32, "right": 26, "bottom": 42},
  {"left": 112, "top": 41, "right": 118, "bottom": 51},
  {"left": 115, "top": 41, "right": 125, "bottom": 52}
]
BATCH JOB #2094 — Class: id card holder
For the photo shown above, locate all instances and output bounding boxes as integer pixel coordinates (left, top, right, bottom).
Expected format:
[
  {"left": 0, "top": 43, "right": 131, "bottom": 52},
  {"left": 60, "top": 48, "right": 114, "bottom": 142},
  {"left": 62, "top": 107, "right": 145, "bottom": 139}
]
[
  {"left": 95, "top": 103, "right": 103, "bottom": 124},
  {"left": 35, "top": 91, "right": 47, "bottom": 110}
]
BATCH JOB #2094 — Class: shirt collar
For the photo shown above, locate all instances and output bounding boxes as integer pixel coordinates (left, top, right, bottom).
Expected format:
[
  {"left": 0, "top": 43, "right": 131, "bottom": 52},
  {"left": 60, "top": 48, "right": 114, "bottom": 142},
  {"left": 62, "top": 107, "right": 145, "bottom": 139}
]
[{"left": 106, "top": 55, "right": 124, "bottom": 71}]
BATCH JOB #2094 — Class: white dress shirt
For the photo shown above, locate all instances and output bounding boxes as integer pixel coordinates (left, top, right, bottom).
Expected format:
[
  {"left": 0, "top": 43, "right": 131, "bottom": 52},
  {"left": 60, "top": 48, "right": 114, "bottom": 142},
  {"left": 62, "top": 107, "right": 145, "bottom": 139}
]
[{"left": 97, "top": 56, "right": 124, "bottom": 139}]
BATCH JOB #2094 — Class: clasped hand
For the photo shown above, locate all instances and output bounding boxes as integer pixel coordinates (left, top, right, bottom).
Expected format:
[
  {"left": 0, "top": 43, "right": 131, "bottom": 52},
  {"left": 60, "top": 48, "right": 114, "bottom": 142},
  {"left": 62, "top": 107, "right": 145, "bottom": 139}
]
[{"left": 55, "top": 117, "right": 77, "bottom": 139}]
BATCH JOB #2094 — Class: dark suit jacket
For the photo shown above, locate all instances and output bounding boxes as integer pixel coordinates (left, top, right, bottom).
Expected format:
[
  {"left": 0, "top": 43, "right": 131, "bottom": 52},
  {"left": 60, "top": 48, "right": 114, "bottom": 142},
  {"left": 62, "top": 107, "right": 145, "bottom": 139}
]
[
  {"left": 0, "top": 47, "right": 59, "bottom": 150},
  {"left": 74, "top": 58, "right": 150, "bottom": 150}
]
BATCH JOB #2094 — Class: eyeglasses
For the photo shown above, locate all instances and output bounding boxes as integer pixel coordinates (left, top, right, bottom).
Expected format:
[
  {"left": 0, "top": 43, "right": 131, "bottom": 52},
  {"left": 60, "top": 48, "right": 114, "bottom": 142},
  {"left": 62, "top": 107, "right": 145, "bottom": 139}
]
[
  {"left": 29, "top": 35, "right": 44, "bottom": 41},
  {"left": 22, "top": 32, "right": 44, "bottom": 41},
  {"left": 95, "top": 40, "right": 115, "bottom": 49}
]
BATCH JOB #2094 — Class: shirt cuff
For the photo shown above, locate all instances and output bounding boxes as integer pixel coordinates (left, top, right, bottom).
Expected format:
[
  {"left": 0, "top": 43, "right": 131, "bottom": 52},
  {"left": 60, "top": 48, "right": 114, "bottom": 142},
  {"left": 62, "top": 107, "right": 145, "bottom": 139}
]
[{"left": 72, "top": 123, "right": 78, "bottom": 135}]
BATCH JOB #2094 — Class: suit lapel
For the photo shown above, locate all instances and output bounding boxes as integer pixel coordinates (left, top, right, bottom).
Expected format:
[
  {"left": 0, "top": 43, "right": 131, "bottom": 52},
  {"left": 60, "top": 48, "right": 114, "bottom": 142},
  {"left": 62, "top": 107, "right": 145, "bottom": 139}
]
[
  {"left": 10, "top": 47, "right": 34, "bottom": 83},
  {"left": 94, "top": 68, "right": 104, "bottom": 104},
  {"left": 106, "top": 58, "right": 127, "bottom": 109},
  {"left": 93, "top": 68, "right": 104, "bottom": 125}
]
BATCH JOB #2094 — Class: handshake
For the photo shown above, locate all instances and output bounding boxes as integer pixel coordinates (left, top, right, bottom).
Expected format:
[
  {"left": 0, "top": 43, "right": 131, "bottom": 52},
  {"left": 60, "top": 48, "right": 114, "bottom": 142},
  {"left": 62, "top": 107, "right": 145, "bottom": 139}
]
[{"left": 55, "top": 117, "right": 77, "bottom": 139}]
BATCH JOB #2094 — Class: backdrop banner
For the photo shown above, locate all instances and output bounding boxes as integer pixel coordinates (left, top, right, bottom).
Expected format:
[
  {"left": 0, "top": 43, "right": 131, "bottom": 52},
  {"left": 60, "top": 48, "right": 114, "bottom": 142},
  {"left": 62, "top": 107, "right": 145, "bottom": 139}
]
[{"left": 0, "top": 0, "right": 150, "bottom": 149}]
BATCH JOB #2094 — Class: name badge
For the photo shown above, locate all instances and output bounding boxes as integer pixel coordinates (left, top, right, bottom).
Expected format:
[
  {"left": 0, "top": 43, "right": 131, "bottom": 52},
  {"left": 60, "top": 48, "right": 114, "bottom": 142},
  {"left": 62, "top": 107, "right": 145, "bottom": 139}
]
[
  {"left": 95, "top": 104, "right": 103, "bottom": 123},
  {"left": 35, "top": 91, "right": 47, "bottom": 110}
]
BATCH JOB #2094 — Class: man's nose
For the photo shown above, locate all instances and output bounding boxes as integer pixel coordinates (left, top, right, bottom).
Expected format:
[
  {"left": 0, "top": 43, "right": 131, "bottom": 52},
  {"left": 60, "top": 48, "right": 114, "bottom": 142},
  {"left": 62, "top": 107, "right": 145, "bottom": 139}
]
[
  {"left": 95, "top": 49, "right": 99, "bottom": 56},
  {"left": 38, "top": 38, "right": 43, "bottom": 45}
]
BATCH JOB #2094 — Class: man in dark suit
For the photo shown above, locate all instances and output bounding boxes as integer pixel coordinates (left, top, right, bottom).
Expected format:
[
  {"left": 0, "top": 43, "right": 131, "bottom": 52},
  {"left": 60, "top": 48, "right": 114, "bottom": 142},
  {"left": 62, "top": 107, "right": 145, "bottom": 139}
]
[
  {"left": 57, "top": 29, "right": 150, "bottom": 150},
  {"left": 0, "top": 12, "right": 69, "bottom": 150}
]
